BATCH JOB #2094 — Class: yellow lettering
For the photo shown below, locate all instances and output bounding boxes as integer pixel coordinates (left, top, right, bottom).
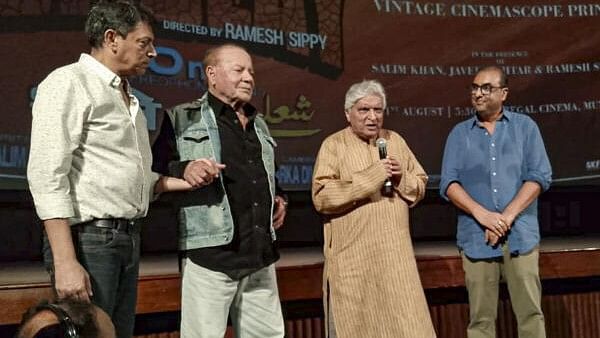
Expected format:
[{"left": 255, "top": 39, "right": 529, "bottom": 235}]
[{"left": 262, "top": 93, "right": 321, "bottom": 137}]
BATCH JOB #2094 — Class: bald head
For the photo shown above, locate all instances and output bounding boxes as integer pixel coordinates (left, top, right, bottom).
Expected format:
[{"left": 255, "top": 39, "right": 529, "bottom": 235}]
[{"left": 476, "top": 66, "right": 508, "bottom": 87}]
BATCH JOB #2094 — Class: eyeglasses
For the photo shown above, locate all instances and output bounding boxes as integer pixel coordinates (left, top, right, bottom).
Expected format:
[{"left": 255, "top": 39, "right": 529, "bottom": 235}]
[{"left": 470, "top": 83, "right": 505, "bottom": 95}]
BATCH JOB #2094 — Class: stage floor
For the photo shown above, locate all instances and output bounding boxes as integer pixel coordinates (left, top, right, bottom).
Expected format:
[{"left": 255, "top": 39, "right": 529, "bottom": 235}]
[{"left": 2, "top": 236, "right": 599, "bottom": 286}]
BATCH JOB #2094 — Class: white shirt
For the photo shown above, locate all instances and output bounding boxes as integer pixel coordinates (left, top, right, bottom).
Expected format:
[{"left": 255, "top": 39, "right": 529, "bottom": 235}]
[{"left": 28, "top": 53, "right": 159, "bottom": 224}]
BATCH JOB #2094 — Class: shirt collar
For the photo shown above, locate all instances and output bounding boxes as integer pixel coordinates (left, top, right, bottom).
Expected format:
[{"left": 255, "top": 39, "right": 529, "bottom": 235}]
[
  {"left": 207, "top": 91, "right": 257, "bottom": 118},
  {"left": 78, "top": 53, "right": 128, "bottom": 92},
  {"left": 470, "top": 108, "right": 511, "bottom": 129}
]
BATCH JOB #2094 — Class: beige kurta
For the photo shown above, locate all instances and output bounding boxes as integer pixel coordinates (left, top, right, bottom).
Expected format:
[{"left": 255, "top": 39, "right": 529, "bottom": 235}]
[{"left": 312, "top": 127, "right": 436, "bottom": 338}]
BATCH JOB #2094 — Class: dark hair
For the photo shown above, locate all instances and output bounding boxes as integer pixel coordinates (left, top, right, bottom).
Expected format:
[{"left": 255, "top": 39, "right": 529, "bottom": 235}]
[
  {"left": 17, "top": 299, "right": 99, "bottom": 338},
  {"left": 477, "top": 65, "right": 508, "bottom": 87},
  {"left": 85, "top": 0, "right": 155, "bottom": 48}
]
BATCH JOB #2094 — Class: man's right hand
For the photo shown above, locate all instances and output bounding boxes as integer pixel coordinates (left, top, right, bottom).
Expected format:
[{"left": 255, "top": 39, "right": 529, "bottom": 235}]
[
  {"left": 472, "top": 207, "right": 509, "bottom": 238},
  {"left": 183, "top": 158, "right": 226, "bottom": 188},
  {"left": 43, "top": 218, "right": 93, "bottom": 302},
  {"left": 54, "top": 259, "right": 92, "bottom": 301}
]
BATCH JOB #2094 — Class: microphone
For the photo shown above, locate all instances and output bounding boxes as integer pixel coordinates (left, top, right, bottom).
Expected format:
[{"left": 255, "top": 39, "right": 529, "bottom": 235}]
[{"left": 376, "top": 138, "right": 393, "bottom": 196}]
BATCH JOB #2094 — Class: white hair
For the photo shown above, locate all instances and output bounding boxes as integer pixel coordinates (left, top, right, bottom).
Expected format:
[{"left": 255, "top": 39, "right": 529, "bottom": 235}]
[{"left": 344, "top": 80, "right": 387, "bottom": 111}]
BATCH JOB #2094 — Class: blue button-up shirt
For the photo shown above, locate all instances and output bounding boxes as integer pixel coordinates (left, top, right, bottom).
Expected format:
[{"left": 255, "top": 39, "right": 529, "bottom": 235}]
[{"left": 440, "top": 110, "right": 552, "bottom": 259}]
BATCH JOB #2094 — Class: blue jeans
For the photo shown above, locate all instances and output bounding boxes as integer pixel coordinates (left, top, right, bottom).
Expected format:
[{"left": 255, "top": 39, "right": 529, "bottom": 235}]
[{"left": 43, "top": 223, "right": 140, "bottom": 338}]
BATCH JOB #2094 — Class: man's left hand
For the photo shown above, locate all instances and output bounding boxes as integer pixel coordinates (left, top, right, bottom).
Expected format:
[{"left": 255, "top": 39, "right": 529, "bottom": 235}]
[
  {"left": 485, "top": 229, "right": 501, "bottom": 246},
  {"left": 381, "top": 157, "right": 401, "bottom": 177},
  {"left": 272, "top": 195, "right": 287, "bottom": 230},
  {"left": 500, "top": 211, "right": 516, "bottom": 230},
  {"left": 383, "top": 156, "right": 402, "bottom": 185}
]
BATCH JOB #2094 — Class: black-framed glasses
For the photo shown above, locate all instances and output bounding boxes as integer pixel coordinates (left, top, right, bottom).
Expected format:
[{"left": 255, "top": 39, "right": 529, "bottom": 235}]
[{"left": 470, "top": 83, "right": 505, "bottom": 95}]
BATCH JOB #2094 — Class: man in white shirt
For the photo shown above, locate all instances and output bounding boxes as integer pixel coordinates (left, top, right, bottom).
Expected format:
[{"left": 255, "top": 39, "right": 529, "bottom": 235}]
[{"left": 27, "top": 1, "right": 189, "bottom": 337}]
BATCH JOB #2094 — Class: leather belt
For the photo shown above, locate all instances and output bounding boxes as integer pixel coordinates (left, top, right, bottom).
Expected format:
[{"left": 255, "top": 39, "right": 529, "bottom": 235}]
[{"left": 77, "top": 218, "right": 137, "bottom": 233}]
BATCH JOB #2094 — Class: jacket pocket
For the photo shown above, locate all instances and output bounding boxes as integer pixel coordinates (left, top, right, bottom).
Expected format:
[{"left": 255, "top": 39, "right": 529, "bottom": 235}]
[
  {"left": 179, "top": 129, "right": 213, "bottom": 161},
  {"left": 179, "top": 204, "right": 230, "bottom": 241}
]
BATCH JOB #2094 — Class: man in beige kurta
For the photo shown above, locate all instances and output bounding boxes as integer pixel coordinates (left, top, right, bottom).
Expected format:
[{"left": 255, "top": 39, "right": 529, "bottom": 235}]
[{"left": 312, "top": 80, "right": 436, "bottom": 338}]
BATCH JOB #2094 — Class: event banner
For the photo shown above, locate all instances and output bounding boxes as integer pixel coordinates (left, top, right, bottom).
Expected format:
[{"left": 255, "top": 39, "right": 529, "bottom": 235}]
[{"left": 1, "top": 1, "right": 599, "bottom": 190}]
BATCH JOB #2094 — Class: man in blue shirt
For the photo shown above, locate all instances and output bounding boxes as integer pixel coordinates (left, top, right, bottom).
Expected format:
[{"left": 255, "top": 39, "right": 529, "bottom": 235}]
[{"left": 440, "top": 66, "right": 552, "bottom": 338}]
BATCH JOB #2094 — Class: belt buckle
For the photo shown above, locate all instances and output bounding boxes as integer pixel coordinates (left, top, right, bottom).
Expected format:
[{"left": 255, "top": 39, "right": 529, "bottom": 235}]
[
  {"left": 91, "top": 219, "right": 114, "bottom": 230},
  {"left": 91, "top": 219, "right": 128, "bottom": 232},
  {"left": 86, "top": 218, "right": 135, "bottom": 233}
]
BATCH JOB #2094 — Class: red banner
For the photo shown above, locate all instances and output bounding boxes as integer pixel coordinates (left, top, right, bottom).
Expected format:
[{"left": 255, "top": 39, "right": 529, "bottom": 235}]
[{"left": 1, "top": 1, "right": 599, "bottom": 190}]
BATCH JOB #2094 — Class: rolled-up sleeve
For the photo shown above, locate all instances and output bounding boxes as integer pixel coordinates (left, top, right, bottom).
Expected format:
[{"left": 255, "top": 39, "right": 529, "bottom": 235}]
[
  {"left": 27, "top": 71, "right": 87, "bottom": 220},
  {"left": 439, "top": 126, "right": 462, "bottom": 201},
  {"left": 394, "top": 136, "right": 427, "bottom": 207},
  {"left": 522, "top": 121, "right": 552, "bottom": 191}
]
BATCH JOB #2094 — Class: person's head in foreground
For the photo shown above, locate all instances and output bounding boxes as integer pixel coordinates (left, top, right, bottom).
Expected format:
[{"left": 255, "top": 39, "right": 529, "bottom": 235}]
[{"left": 16, "top": 299, "right": 115, "bottom": 338}]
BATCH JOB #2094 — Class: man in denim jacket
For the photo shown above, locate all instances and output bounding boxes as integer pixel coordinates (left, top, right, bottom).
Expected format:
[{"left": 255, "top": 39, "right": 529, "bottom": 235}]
[{"left": 152, "top": 44, "right": 287, "bottom": 338}]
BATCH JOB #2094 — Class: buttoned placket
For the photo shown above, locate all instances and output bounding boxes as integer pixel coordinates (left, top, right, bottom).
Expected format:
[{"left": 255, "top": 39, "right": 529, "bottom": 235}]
[
  {"left": 112, "top": 76, "right": 145, "bottom": 214},
  {"left": 489, "top": 123, "right": 500, "bottom": 211}
]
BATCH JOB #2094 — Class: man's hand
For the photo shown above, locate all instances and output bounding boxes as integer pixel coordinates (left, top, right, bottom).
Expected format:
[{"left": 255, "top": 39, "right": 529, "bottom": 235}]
[
  {"left": 500, "top": 181, "right": 541, "bottom": 230},
  {"left": 43, "top": 219, "right": 93, "bottom": 302},
  {"left": 183, "top": 158, "right": 226, "bottom": 188},
  {"left": 381, "top": 156, "right": 401, "bottom": 179},
  {"left": 472, "top": 207, "right": 509, "bottom": 238},
  {"left": 381, "top": 156, "right": 402, "bottom": 185},
  {"left": 501, "top": 211, "right": 517, "bottom": 230},
  {"left": 54, "top": 259, "right": 92, "bottom": 301},
  {"left": 484, "top": 211, "right": 516, "bottom": 247},
  {"left": 272, "top": 195, "right": 287, "bottom": 230},
  {"left": 484, "top": 229, "right": 501, "bottom": 246}
]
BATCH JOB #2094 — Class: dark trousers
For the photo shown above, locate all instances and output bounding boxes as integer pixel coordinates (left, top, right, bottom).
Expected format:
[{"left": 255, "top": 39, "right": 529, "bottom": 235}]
[{"left": 43, "top": 221, "right": 140, "bottom": 338}]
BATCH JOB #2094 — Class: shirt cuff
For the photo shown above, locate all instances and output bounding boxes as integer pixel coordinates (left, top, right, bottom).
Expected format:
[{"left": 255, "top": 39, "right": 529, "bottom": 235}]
[
  {"left": 523, "top": 173, "right": 551, "bottom": 191},
  {"left": 32, "top": 194, "right": 74, "bottom": 220},
  {"left": 439, "top": 179, "right": 460, "bottom": 201}
]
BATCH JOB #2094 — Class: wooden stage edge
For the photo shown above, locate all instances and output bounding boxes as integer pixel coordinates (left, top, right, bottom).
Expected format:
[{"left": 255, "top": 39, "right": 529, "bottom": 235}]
[{"left": 1, "top": 237, "right": 600, "bottom": 326}]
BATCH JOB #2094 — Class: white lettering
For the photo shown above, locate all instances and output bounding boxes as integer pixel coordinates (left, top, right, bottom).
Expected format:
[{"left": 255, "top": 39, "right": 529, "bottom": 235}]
[
  {"left": 224, "top": 23, "right": 285, "bottom": 46},
  {"left": 287, "top": 32, "right": 327, "bottom": 49}
]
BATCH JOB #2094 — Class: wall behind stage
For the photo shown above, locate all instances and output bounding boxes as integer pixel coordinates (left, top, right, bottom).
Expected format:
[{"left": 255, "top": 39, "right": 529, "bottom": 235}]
[{"left": 1, "top": 0, "right": 600, "bottom": 191}]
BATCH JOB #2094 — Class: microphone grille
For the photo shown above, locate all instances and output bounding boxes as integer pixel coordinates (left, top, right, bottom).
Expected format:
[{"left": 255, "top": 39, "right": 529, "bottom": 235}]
[{"left": 376, "top": 138, "right": 386, "bottom": 148}]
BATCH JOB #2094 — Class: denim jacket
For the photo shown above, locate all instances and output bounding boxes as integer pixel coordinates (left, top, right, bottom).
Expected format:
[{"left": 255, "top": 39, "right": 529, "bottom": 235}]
[{"left": 166, "top": 93, "right": 277, "bottom": 250}]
